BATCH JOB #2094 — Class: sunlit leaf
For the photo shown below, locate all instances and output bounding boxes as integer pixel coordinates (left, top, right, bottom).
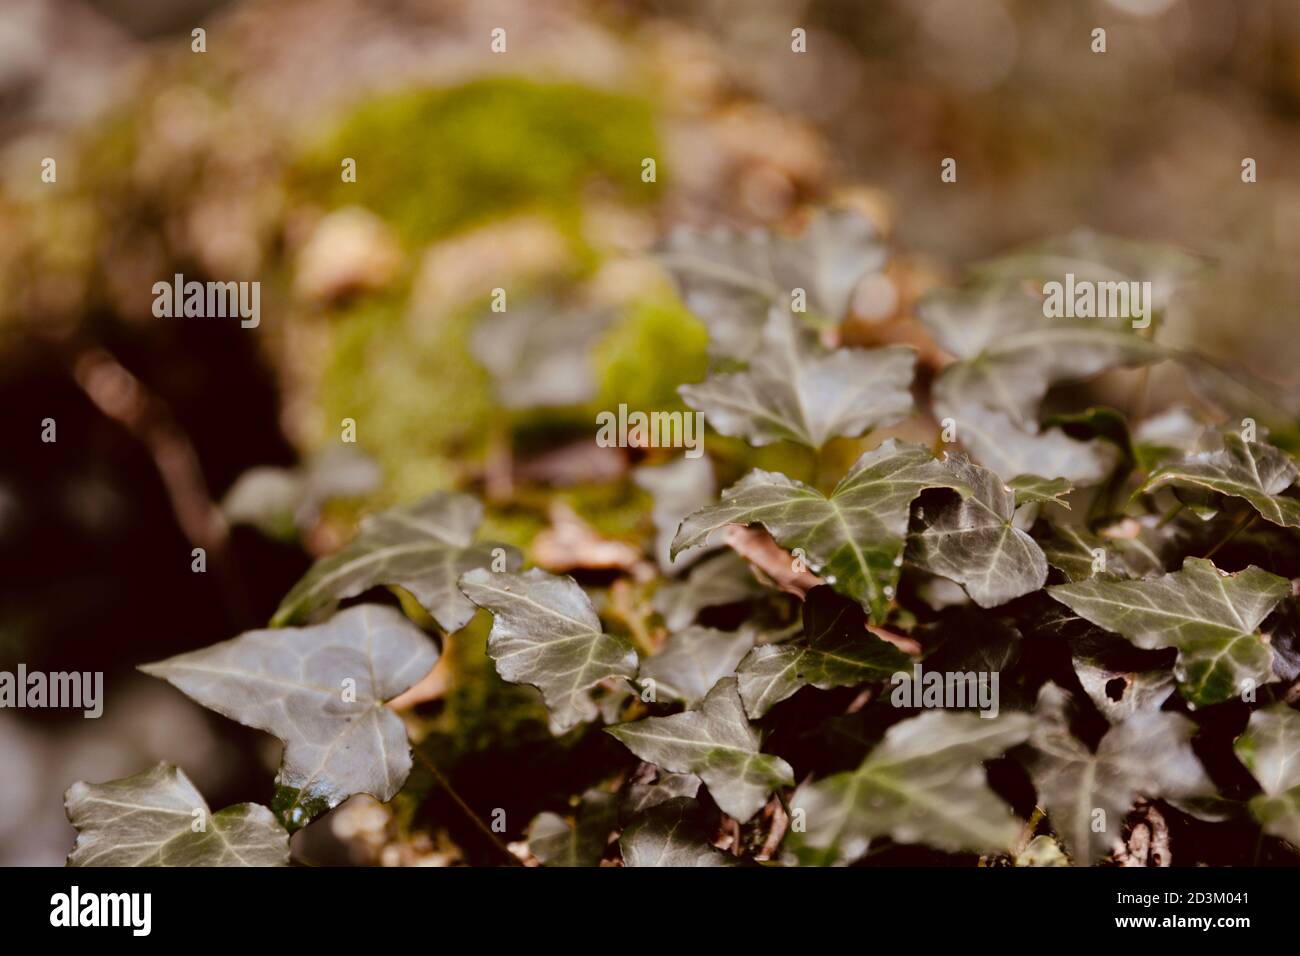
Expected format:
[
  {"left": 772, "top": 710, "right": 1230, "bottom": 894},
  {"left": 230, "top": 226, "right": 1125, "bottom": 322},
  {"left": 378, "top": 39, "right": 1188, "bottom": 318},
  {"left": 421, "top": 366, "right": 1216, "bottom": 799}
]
[
  {"left": 1023, "top": 684, "right": 1215, "bottom": 863},
  {"left": 623, "top": 772, "right": 702, "bottom": 816},
  {"left": 66, "top": 762, "right": 289, "bottom": 867},
  {"left": 679, "top": 307, "right": 914, "bottom": 449},
  {"left": 606, "top": 677, "right": 793, "bottom": 822},
  {"left": 470, "top": 296, "right": 613, "bottom": 408},
  {"left": 527, "top": 789, "right": 618, "bottom": 867},
  {"left": 1142, "top": 432, "right": 1300, "bottom": 528},
  {"left": 907, "top": 455, "right": 1048, "bottom": 608},
  {"left": 919, "top": 285, "right": 1162, "bottom": 430},
  {"left": 1049, "top": 557, "right": 1288, "bottom": 706},
  {"left": 619, "top": 798, "right": 738, "bottom": 866},
  {"left": 273, "top": 492, "right": 521, "bottom": 632},
  {"left": 460, "top": 568, "right": 639, "bottom": 734},
  {"left": 785, "top": 710, "right": 1032, "bottom": 864},
  {"left": 633, "top": 456, "right": 716, "bottom": 574},
  {"left": 673, "top": 440, "right": 970, "bottom": 622},
  {"left": 142, "top": 604, "right": 439, "bottom": 829},
  {"left": 640, "top": 625, "right": 755, "bottom": 705},
  {"left": 1235, "top": 703, "right": 1300, "bottom": 847},
  {"left": 737, "top": 586, "right": 909, "bottom": 718},
  {"left": 659, "top": 208, "right": 886, "bottom": 358},
  {"left": 652, "top": 551, "right": 766, "bottom": 631}
]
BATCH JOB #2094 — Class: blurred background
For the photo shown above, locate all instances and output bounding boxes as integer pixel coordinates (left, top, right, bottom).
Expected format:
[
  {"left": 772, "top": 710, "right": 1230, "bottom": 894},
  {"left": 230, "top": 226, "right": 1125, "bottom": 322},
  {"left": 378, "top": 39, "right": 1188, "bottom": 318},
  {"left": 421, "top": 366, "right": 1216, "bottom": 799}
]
[{"left": 1, "top": 0, "right": 1298, "bottom": 865}]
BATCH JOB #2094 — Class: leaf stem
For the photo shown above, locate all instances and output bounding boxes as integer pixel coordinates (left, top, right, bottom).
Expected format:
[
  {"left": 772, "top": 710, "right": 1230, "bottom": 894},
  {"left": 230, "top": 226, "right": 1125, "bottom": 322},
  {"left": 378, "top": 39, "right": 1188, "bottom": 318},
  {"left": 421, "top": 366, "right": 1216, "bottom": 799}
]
[
  {"left": 1203, "top": 511, "right": 1257, "bottom": 561},
  {"left": 1156, "top": 502, "right": 1185, "bottom": 529},
  {"left": 413, "top": 749, "right": 523, "bottom": 866}
]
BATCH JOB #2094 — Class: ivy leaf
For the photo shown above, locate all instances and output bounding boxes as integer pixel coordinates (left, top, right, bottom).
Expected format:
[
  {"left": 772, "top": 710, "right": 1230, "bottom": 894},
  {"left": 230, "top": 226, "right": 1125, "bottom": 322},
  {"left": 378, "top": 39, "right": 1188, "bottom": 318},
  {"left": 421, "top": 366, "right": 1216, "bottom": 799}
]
[
  {"left": 737, "top": 586, "right": 909, "bottom": 718},
  {"left": 640, "top": 625, "right": 755, "bottom": 706},
  {"left": 1131, "top": 406, "right": 1208, "bottom": 470},
  {"left": 624, "top": 772, "right": 702, "bottom": 816},
  {"left": 1141, "top": 432, "right": 1300, "bottom": 528},
  {"left": 1069, "top": 626, "right": 1177, "bottom": 722},
  {"left": 66, "top": 763, "right": 290, "bottom": 867},
  {"left": 907, "top": 456, "right": 1049, "bottom": 608},
  {"left": 619, "top": 798, "right": 738, "bottom": 867},
  {"left": 1023, "top": 684, "right": 1215, "bottom": 863},
  {"left": 679, "top": 307, "right": 915, "bottom": 449},
  {"left": 1049, "top": 557, "right": 1289, "bottom": 707},
  {"left": 1007, "top": 474, "right": 1072, "bottom": 507},
  {"left": 652, "top": 551, "right": 766, "bottom": 631},
  {"left": 606, "top": 677, "right": 794, "bottom": 822},
  {"left": 945, "top": 405, "right": 1119, "bottom": 485},
  {"left": 141, "top": 604, "right": 439, "bottom": 830},
  {"left": 785, "top": 710, "right": 1032, "bottom": 864},
  {"left": 223, "top": 447, "right": 381, "bottom": 539},
  {"left": 1234, "top": 703, "right": 1300, "bottom": 846},
  {"left": 460, "top": 568, "right": 639, "bottom": 734},
  {"left": 1016, "top": 834, "right": 1069, "bottom": 867},
  {"left": 970, "top": 229, "right": 1202, "bottom": 313},
  {"left": 659, "top": 208, "right": 886, "bottom": 358},
  {"left": 1036, "top": 521, "right": 1163, "bottom": 583},
  {"left": 673, "top": 440, "right": 970, "bottom": 622},
  {"left": 470, "top": 296, "right": 613, "bottom": 409},
  {"left": 272, "top": 492, "right": 521, "bottom": 632},
  {"left": 919, "top": 286, "right": 1162, "bottom": 430},
  {"left": 527, "top": 789, "right": 618, "bottom": 867},
  {"left": 633, "top": 456, "right": 717, "bottom": 575}
]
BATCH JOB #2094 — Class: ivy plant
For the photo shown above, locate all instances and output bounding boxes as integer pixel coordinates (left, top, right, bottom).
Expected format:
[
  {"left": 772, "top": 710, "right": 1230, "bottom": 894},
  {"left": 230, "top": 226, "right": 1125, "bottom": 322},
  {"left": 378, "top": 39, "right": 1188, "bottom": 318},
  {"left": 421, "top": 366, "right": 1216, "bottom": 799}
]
[{"left": 66, "top": 209, "right": 1300, "bottom": 867}]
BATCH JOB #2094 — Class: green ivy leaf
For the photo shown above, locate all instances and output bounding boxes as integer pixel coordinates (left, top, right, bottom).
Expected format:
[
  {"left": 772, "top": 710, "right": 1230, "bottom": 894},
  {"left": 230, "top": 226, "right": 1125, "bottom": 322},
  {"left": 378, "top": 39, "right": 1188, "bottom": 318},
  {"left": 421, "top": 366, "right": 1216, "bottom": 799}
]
[
  {"left": 785, "top": 710, "right": 1032, "bottom": 864},
  {"left": 970, "top": 230, "right": 1202, "bottom": 312},
  {"left": 659, "top": 208, "right": 886, "bottom": 359},
  {"left": 942, "top": 406, "right": 1118, "bottom": 486},
  {"left": 606, "top": 677, "right": 794, "bottom": 822},
  {"left": 142, "top": 604, "right": 439, "bottom": 830},
  {"left": 1234, "top": 703, "right": 1300, "bottom": 847},
  {"left": 223, "top": 446, "right": 381, "bottom": 539},
  {"left": 633, "top": 456, "right": 717, "bottom": 575},
  {"left": 640, "top": 625, "right": 755, "bottom": 706},
  {"left": 272, "top": 492, "right": 521, "bottom": 632},
  {"left": 460, "top": 568, "right": 639, "bottom": 734},
  {"left": 1049, "top": 557, "right": 1288, "bottom": 707},
  {"left": 624, "top": 772, "right": 702, "bottom": 816},
  {"left": 1007, "top": 474, "right": 1072, "bottom": 507},
  {"left": 619, "top": 798, "right": 738, "bottom": 866},
  {"left": 527, "top": 789, "right": 618, "bottom": 867},
  {"left": 919, "top": 286, "right": 1162, "bottom": 430},
  {"left": 906, "top": 456, "right": 1049, "bottom": 608},
  {"left": 1035, "top": 521, "right": 1163, "bottom": 583},
  {"left": 1142, "top": 432, "right": 1300, "bottom": 528},
  {"left": 673, "top": 440, "right": 970, "bottom": 622},
  {"left": 679, "top": 307, "right": 915, "bottom": 449},
  {"left": 651, "top": 551, "right": 766, "bottom": 631},
  {"left": 737, "top": 586, "right": 909, "bottom": 718},
  {"left": 1023, "top": 685, "right": 1215, "bottom": 863},
  {"left": 470, "top": 296, "right": 613, "bottom": 409},
  {"left": 66, "top": 762, "right": 289, "bottom": 867}
]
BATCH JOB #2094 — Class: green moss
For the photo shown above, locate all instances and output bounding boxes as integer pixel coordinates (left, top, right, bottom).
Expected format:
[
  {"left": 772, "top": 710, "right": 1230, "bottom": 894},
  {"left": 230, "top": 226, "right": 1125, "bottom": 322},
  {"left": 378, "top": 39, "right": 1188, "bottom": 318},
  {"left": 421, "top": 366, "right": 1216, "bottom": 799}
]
[
  {"left": 592, "top": 296, "right": 708, "bottom": 413},
  {"left": 293, "top": 77, "right": 660, "bottom": 247},
  {"left": 319, "top": 295, "right": 495, "bottom": 501},
  {"left": 310, "top": 78, "right": 664, "bottom": 497}
]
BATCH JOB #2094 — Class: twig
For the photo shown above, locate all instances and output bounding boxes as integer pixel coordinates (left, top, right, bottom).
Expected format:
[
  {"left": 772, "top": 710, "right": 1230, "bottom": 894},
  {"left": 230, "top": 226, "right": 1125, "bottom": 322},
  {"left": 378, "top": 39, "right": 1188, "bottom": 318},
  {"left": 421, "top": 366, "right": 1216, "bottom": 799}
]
[
  {"left": 1204, "top": 511, "right": 1257, "bottom": 560},
  {"left": 70, "top": 347, "right": 252, "bottom": 624},
  {"left": 413, "top": 749, "right": 523, "bottom": 866}
]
